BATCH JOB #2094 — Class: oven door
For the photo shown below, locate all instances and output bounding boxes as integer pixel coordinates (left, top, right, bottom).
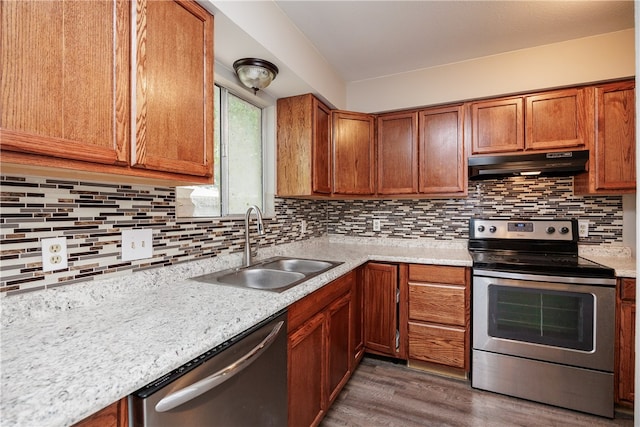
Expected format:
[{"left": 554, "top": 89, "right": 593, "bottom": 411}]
[{"left": 473, "top": 272, "right": 615, "bottom": 372}]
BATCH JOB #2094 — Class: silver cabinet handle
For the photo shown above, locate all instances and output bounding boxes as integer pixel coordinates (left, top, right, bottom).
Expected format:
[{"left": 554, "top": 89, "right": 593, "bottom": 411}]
[{"left": 155, "top": 320, "right": 284, "bottom": 412}]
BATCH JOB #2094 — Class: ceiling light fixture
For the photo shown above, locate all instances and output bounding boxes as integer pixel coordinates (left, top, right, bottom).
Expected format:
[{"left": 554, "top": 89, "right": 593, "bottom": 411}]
[{"left": 233, "top": 58, "right": 279, "bottom": 94}]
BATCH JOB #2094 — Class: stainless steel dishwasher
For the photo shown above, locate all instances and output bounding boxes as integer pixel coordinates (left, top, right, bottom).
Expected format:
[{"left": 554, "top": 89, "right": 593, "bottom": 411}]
[{"left": 129, "top": 311, "right": 287, "bottom": 427}]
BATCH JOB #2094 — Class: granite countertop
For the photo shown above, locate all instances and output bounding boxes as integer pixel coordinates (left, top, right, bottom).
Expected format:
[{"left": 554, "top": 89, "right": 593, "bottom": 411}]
[
  {"left": 1, "top": 237, "right": 472, "bottom": 427},
  {"left": 0, "top": 236, "right": 634, "bottom": 426}
]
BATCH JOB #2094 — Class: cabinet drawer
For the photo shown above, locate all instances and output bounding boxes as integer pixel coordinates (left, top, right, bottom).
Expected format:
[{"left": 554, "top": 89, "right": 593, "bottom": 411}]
[
  {"left": 620, "top": 278, "right": 636, "bottom": 302},
  {"left": 408, "top": 283, "right": 465, "bottom": 326},
  {"left": 408, "top": 322, "right": 465, "bottom": 368},
  {"left": 408, "top": 264, "right": 466, "bottom": 285}
]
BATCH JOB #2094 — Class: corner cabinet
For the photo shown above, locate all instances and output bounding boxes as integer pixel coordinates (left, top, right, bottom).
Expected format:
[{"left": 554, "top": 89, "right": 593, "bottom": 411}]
[
  {"left": 332, "top": 111, "right": 376, "bottom": 195},
  {"left": 277, "top": 94, "right": 332, "bottom": 196},
  {"left": 1, "top": 0, "right": 214, "bottom": 184},
  {"left": 615, "top": 277, "right": 635, "bottom": 408},
  {"left": 575, "top": 80, "right": 635, "bottom": 194},
  {"left": 469, "top": 87, "right": 587, "bottom": 155},
  {"left": 407, "top": 264, "right": 470, "bottom": 377},
  {"left": 288, "top": 271, "right": 358, "bottom": 427}
]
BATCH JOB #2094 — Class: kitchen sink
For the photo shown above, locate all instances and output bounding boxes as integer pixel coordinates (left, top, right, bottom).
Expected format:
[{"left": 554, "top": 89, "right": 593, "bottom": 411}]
[
  {"left": 260, "top": 259, "right": 334, "bottom": 274},
  {"left": 190, "top": 257, "right": 343, "bottom": 292},
  {"left": 216, "top": 268, "right": 305, "bottom": 290}
]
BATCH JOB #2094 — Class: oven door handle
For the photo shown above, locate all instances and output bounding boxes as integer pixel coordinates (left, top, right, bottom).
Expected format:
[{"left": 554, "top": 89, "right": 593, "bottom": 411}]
[{"left": 154, "top": 320, "right": 284, "bottom": 413}]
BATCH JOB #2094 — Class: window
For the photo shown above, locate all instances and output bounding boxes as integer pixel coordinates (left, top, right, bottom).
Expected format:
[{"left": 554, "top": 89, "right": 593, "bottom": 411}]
[{"left": 177, "top": 84, "right": 264, "bottom": 217}]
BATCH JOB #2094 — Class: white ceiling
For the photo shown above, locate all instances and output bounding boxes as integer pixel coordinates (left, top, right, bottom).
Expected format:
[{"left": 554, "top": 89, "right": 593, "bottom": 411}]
[{"left": 274, "top": 0, "right": 634, "bottom": 83}]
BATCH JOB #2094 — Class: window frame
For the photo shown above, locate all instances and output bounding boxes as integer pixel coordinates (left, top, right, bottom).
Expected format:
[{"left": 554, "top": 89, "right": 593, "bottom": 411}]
[{"left": 218, "top": 84, "right": 266, "bottom": 216}]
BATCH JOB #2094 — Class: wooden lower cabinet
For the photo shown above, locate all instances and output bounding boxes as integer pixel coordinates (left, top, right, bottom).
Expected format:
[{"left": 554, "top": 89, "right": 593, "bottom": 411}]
[
  {"left": 408, "top": 322, "right": 466, "bottom": 368},
  {"left": 288, "top": 271, "right": 358, "bottom": 427},
  {"left": 616, "top": 277, "right": 635, "bottom": 408},
  {"left": 407, "top": 264, "right": 470, "bottom": 375},
  {"left": 288, "top": 311, "right": 326, "bottom": 427},
  {"left": 362, "top": 263, "right": 403, "bottom": 357},
  {"left": 73, "top": 398, "right": 128, "bottom": 427}
]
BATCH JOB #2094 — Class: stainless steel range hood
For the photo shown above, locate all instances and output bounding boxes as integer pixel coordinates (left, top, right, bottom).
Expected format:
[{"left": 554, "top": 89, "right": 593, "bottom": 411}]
[{"left": 468, "top": 150, "right": 589, "bottom": 180}]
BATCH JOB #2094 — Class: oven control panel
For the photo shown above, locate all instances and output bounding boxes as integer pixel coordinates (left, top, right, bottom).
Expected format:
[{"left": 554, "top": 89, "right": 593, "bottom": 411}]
[{"left": 470, "top": 219, "right": 576, "bottom": 240}]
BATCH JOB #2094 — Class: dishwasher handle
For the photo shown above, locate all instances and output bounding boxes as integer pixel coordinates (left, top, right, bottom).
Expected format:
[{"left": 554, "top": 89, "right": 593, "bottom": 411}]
[{"left": 155, "top": 320, "right": 284, "bottom": 413}]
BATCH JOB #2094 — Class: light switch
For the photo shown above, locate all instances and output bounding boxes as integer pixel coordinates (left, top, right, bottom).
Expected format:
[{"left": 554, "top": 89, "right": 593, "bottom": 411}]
[{"left": 121, "top": 229, "right": 153, "bottom": 261}]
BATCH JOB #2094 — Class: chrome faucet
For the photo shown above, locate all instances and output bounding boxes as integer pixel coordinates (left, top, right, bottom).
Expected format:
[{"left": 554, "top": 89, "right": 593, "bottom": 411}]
[{"left": 243, "top": 205, "right": 265, "bottom": 267}]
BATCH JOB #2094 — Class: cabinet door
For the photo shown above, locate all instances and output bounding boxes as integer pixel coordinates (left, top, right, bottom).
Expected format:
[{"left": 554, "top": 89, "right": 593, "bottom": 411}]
[
  {"left": 363, "top": 263, "right": 398, "bottom": 356},
  {"left": 288, "top": 311, "right": 326, "bottom": 427},
  {"left": 525, "top": 88, "right": 587, "bottom": 151},
  {"left": 470, "top": 97, "right": 524, "bottom": 154},
  {"left": 594, "top": 81, "right": 635, "bottom": 191},
  {"left": 312, "top": 98, "right": 332, "bottom": 194},
  {"left": 352, "top": 266, "right": 365, "bottom": 364},
  {"left": 616, "top": 278, "right": 635, "bottom": 407},
  {"left": 277, "top": 94, "right": 332, "bottom": 196},
  {"left": 332, "top": 111, "right": 375, "bottom": 194},
  {"left": 376, "top": 112, "right": 418, "bottom": 194},
  {"left": 134, "top": 0, "right": 214, "bottom": 177},
  {"left": 327, "top": 292, "right": 352, "bottom": 405},
  {"left": 419, "top": 105, "right": 465, "bottom": 194},
  {"left": 1, "top": 0, "right": 129, "bottom": 165}
]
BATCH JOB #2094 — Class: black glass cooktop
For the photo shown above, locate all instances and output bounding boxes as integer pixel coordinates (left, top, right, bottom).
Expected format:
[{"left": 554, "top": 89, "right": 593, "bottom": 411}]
[{"left": 470, "top": 250, "right": 615, "bottom": 278}]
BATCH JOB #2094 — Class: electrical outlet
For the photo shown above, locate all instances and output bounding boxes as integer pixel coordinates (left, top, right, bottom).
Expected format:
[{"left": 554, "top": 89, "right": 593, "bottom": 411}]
[
  {"left": 121, "top": 229, "right": 153, "bottom": 261},
  {"left": 300, "top": 219, "right": 307, "bottom": 235},
  {"left": 578, "top": 220, "right": 589, "bottom": 238},
  {"left": 42, "top": 237, "right": 68, "bottom": 272},
  {"left": 373, "top": 219, "right": 381, "bottom": 232}
]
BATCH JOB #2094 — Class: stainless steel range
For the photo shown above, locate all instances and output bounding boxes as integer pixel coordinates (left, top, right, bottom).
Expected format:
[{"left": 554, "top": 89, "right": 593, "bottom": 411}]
[{"left": 468, "top": 218, "right": 616, "bottom": 418}]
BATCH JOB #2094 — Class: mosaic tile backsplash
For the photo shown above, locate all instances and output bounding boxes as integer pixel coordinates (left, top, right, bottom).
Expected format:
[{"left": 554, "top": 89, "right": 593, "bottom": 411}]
[
  {"left": 0, "top": 175, "right": 326, "bottom": 294},
  {"left": 327, "top": 176, "right": 623, "bottom": 243},
  {"left": 0, "top": 174, "right": 624, "bottom": 295}
]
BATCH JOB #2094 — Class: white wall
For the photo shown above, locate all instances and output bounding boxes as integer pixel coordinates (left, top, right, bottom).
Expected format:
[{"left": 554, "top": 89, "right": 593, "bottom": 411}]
[{"left": 348, "top": 29, "right": 635, "bottom": 113}]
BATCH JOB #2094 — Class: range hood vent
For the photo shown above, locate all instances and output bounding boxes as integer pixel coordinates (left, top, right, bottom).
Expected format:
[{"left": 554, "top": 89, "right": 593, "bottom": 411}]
[{"left": 468, "top": 150, "right": 589, "bottom": 180}]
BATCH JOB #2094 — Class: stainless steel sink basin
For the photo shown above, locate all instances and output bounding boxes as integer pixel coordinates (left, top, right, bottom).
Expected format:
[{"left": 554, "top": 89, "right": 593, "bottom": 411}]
[
  {"left": 216, "top": 268, "right": 305, "bottom": 290},
  {"left": 260, "top": 259, "right": 333, "bottom": 274},
  {"left": 190, "top": 256, "right": 342, "bottom": 292}
]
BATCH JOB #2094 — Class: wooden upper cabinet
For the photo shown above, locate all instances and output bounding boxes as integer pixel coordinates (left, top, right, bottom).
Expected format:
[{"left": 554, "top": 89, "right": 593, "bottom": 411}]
[
  {"left": 525, "top": 88, "right": 587, "bottom": 151},
  {"left": 1, "top": 0, "right": 129, "bottom": 165},
  {"left": 277, "top": 94, "right": 332, "bottom": 196},
  {"left": 470, "top": 97, "right": 524, "bottom": 154},
  {"left": 594, "top": 81, "right": 635, "bottom": 191},
  {"left": 133, "top": 0, "right": 214, "bottom": 177},
  {"left": 313, "top": 100, "right": 333, "bottom": 194},
  {"left": 1, "top": 0, "right": 214, "bottom": 184},
  {"left": 376, "top": 112, "right": 419, "bottom": 194},
  {"left": 419, "top": 105, "right": 466, "bottom": 195},
  {"left": 332, "top": 111, "right": 375, "bottom": 195},
  {"left": 575, "top": 80, "right": 635, "bottom": 194},
  {"left": 470, "top": 88, "right": 587, "bottom": 156}
]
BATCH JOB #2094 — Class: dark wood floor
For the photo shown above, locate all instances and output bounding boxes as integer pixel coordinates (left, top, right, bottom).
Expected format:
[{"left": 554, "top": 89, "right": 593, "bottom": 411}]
[{"left": 321, "top": 356, "right": 634, "bottom": 427}]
